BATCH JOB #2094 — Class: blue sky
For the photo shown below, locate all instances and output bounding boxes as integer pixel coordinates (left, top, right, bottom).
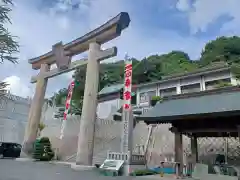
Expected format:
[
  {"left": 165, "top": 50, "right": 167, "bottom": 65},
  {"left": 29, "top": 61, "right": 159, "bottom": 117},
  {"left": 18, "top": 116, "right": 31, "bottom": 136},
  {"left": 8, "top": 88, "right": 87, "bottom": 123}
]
[{"left": 1, "top": 0, "right": 240, "bottom": 97}]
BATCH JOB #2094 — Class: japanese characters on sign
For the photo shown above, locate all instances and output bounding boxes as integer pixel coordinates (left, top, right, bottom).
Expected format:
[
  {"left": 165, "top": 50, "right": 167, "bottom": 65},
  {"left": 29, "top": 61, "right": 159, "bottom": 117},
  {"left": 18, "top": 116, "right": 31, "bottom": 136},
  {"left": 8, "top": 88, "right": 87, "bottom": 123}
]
[
  {"left": 121, "top": 56, "right": 133, "bottom": 153},
  {"left": 123, "top": 60, "right": 132, "bottom": 110}
]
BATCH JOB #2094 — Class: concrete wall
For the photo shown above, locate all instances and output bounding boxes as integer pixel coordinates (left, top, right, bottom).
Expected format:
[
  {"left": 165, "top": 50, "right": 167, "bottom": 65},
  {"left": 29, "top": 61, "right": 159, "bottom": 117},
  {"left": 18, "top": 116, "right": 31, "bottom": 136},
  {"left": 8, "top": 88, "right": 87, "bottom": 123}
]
[
  {"left": 97, "top": 98, "right": 122, "bottom": 119},
  {"left": 40, "top": 99, "right": 240, "bottom": 166},
  {"left": 0, "top": 94, "right": 30, "bottom": 144},
  {"left": 39, "top": 68, "right": 240, "bottom": 165}
]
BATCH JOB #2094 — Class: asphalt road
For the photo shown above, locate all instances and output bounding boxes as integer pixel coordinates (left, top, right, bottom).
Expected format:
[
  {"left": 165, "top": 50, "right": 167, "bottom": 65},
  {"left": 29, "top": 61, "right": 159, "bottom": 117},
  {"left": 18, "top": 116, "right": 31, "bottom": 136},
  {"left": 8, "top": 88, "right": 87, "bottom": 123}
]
[
  {"left": 0, "top": 159, "right": 137, "bottom": 180},
  {"left": 0, "top": 159, "right": 189, "bottom": 180}
]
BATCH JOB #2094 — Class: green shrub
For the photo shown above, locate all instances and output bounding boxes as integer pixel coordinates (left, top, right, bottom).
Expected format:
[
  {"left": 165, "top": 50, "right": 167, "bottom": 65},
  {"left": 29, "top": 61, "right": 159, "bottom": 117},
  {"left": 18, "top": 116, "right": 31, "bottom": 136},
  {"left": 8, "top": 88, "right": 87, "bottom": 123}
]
[
  {"left": 214, "top": 80, "right": 232, "bottom": 88},
  {"left": 33, "top": 137, "right": 54, "bottom": 161},
  {"left": 151, "top": 96, "right": 162, "bottom": 101},
  {"left": 130, "top": 169, "right": 157, "bottom": 176},
  {"left": 39, "top": 137, "right": 50, "bottom": 143},
  {"left": 150, "top": 96, "right": 162, "bottom": 106}
]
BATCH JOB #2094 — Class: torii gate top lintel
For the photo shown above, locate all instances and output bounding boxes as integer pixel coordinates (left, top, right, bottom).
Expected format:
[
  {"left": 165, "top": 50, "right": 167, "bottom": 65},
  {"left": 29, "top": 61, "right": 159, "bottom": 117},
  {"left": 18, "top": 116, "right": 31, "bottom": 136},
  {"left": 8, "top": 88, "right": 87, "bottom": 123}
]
[
  {"left": 28, "top": 12, "right": 130, "bottom": 70},
  {"left": 23, "top": 12, "right": 130, "bottom": 160}
]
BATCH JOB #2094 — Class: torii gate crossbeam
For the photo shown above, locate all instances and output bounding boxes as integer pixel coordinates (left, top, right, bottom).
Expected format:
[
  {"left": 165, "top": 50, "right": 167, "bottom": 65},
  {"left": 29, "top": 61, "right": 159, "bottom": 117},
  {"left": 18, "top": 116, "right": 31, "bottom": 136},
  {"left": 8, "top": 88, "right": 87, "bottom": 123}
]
[{"left": 23, "top": 12, "right": 130, "bottom": 166}]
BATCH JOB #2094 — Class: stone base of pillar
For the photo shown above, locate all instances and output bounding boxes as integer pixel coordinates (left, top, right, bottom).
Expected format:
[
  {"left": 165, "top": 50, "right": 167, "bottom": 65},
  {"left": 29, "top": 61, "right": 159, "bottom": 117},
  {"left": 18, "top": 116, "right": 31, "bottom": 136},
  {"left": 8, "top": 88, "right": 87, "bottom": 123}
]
[
  {"left": 71, "top": 164, "right": 95, "bottom": 171},
  {"left": 22, "top": 140, "right": 35, "bottom": 156}
]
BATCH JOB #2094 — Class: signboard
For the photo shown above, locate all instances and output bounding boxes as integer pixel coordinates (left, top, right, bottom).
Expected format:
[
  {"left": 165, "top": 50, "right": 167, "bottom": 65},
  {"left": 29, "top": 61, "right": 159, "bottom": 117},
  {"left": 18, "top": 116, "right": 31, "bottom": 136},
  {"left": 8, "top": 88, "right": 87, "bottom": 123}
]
[
  {"left": 100, "top": 159, "right": 124, "bottom": 171},
  {"left": 121, "top": 54, "right": 132, "bottom": 153}
]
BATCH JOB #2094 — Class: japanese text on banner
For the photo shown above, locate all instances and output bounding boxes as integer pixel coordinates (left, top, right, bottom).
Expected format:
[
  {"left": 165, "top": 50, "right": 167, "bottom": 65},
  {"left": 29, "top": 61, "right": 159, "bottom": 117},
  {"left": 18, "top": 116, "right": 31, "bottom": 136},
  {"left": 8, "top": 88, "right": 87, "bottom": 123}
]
[{"left": 123, "top": 61, "right": 132, "bottom": 110}]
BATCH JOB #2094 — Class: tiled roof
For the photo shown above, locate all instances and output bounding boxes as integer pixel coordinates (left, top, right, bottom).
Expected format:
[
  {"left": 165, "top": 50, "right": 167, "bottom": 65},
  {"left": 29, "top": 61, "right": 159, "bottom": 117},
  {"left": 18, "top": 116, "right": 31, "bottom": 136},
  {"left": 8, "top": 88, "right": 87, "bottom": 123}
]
[
  {"left": 98, "top": 84, "right": 123, "bottom": 95},
  {"left": 137, "top": 86, "right": 240, "bottom": 123}
]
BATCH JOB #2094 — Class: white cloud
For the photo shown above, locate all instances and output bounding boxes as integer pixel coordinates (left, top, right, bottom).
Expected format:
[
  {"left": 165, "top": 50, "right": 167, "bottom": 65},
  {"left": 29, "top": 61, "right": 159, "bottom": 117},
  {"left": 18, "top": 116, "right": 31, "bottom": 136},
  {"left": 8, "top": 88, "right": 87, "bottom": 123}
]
[
  {"left": 3, "top": 75, "right": 32, "bottom": 98},
  {"left": 176, "top": 0, "right": 240, "bottom": 34},
  {"left": 176, "top": 0, "right": 191, "bottom": 12},
  {"left": 0, "top": 0, "right": 211, "bottom": 98}
]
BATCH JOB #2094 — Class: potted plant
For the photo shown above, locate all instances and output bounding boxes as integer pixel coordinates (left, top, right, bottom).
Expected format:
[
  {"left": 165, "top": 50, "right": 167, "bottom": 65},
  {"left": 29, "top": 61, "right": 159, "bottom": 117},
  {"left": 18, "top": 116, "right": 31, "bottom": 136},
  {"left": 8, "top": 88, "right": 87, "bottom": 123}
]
[
  {"left": 150, "top": 96, "right": 162, "bottom": 106},
  {"left": 33, "top": 137, "right": 54, "bottom": 161}
]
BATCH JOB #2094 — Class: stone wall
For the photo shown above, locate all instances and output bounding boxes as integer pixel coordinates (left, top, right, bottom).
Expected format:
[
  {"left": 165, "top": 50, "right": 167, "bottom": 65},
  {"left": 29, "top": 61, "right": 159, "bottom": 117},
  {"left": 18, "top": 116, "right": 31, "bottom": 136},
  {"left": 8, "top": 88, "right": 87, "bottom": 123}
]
[
  {"left": 0, "top": 94, "right": 29, "bottom": 144},
  {"left": 41, "top": 104, "right": 240, "bottom": 166}
]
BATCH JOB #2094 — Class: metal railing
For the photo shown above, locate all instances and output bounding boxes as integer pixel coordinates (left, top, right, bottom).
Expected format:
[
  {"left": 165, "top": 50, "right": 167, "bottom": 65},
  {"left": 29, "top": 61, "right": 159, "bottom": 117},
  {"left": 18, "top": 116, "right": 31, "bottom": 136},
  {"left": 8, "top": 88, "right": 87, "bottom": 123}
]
[{"left": 107, "top": 151, "right": 145, "bottom": 165}]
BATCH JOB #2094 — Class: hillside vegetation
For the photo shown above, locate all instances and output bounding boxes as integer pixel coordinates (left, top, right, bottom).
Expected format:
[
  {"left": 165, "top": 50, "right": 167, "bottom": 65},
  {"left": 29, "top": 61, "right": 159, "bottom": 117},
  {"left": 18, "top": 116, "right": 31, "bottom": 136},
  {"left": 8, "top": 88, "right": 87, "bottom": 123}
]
[{"left": 50, "top": 36, "right": 240, "bottom": 114}]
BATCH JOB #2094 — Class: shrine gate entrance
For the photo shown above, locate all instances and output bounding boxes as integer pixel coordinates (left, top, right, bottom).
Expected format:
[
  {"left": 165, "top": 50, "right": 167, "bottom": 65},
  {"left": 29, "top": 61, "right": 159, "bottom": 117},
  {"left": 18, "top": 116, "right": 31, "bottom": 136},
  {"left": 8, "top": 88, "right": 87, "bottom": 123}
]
[{"left": 23, "top": 12, "right": 130, "bottom": 166}]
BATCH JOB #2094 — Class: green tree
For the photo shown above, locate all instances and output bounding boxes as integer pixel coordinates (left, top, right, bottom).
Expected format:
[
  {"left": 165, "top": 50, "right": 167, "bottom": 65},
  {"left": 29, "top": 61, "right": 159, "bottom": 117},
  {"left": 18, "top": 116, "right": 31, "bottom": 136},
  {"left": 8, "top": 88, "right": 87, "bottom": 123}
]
[
  {"left": 200, "top": 36, "right": 240, "bottom": 66},
  {"left": 0, "top": 0, "right": 19, "bottom": 94},
  {"left": 50, "top": 36, "right": 240, "bottom": 114},
  {"left": 50, "top": 51, "right": 198, "bottom": 111},
  {"left": 54, "top": 88, "right": 68, "bottom": 106},
  {"left": 0, "top": 0, "right": 19, "bottom": 64}
]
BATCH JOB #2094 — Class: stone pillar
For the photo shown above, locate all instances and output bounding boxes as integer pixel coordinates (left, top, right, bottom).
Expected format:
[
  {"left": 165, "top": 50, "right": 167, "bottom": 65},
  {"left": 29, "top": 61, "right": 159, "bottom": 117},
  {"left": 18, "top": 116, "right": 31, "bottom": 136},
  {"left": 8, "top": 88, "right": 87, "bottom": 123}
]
[
  {"left": 174, "top": 131, "right": 183, "bottom": 177},
  {"left": 230, "top": 72, "right": 238, "bottom": 85},
  {"left": 176, "top": 80, "right": 181, "bottom": 94},
  {"left": 238, "top": 126, "right": 240, "bottom": 144},
  {"left": 200, "top": 76, "right": 206, "bottom": 91},
  {"left": 121, "top": 108, "right": 134, "bottom": 155},
  {"left": 191, "top": 135, "right": 198, "bottom": 164},
  {"left": 23, "top": 63, "right": 50, "bottom": 154},
  {"left": 188, "top": 135, "right": 198, "bottom": 176},
  {"left": 76, "top": 42, "right": 100, "bottom": 165}
]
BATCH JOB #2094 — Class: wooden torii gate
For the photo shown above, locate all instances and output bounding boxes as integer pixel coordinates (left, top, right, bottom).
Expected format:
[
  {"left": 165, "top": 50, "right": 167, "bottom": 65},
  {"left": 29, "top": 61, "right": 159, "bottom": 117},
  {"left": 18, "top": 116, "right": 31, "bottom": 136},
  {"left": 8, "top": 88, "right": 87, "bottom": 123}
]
[{"left": 23, "top": 12, "right": 130, "bottom": 166}]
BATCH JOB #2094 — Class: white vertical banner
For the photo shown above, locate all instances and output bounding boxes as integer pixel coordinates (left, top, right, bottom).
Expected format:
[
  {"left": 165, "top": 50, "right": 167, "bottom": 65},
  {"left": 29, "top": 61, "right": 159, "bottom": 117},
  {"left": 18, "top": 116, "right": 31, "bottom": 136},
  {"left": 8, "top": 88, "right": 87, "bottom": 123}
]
[
  {"left": 59, "top": 80, "right": 75, "bottom": 140},
  {"left": 121, "top": 54, "right": 133, "bottom": 155}
]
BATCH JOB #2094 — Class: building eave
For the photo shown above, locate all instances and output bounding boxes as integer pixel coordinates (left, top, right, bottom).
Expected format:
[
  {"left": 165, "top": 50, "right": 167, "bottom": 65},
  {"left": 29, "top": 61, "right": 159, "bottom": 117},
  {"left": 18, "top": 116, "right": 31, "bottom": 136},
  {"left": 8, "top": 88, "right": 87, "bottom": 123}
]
[
  {"left": 135, "top": 65, "right": 230, "bottom": 89},
  {"left": 137, "top": 85, "right": 240, "bottom": 124}
]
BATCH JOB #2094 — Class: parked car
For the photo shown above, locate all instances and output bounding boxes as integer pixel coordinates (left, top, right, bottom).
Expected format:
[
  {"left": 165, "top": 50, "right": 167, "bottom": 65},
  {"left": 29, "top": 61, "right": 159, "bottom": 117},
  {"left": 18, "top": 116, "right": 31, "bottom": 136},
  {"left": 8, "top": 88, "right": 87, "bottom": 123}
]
[{"left": 0, "top": 142, "right": 22, "bottom": 158}]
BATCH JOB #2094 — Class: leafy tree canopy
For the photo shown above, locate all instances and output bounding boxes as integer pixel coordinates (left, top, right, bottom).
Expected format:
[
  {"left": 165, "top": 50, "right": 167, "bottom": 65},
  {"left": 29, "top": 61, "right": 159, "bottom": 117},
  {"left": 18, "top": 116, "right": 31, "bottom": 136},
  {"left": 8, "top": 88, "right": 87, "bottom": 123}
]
[
  {"left": 0, "top": 0, "right": 19, "bottom": 95},
  {"left": 0, "top": 0, "right": 19, "bottom": 64},
  {"left": 51, "top": 36, "right": 240, "bottom": 115}
]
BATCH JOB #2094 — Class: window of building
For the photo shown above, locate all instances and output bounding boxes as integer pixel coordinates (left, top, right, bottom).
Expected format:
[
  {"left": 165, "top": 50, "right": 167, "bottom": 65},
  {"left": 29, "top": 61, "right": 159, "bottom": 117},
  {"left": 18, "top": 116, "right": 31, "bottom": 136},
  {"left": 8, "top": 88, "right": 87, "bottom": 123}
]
[
  {"left": 131, "top": 93, "right": 137, "bottom": 105},
  {"left": 181, "top": 83, "right": 200, "bottom": 94},
  {"left": 205, "top": 78, "right": 231, "bottom": 90},
  {"left": 139, "top": 90, "right": 156, "bottom": 104},
  {"left": 159, "top": 87, "right": 176, "bottom": 97}
]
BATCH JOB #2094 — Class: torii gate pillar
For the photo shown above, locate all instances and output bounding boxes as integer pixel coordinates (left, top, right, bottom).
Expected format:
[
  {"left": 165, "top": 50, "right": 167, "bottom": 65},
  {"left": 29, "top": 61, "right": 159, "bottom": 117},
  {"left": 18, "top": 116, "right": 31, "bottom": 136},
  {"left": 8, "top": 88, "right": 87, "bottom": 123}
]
[
  {"left": 23, "top": 64, "right": 50, "bottom": 154},
  {"left": 76, "top": 42, "right": 101, "bottom": 165},
  {"left": 22, "top": 12, "right": 130, "bottom": 158}
]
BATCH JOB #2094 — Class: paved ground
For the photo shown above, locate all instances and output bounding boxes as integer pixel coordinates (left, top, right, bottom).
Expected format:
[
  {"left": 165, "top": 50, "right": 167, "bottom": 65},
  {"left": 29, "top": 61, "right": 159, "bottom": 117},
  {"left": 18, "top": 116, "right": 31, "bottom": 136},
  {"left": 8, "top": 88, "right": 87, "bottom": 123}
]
[{"left": 0, "top": 159, "right": 191, "bottom": 180}]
